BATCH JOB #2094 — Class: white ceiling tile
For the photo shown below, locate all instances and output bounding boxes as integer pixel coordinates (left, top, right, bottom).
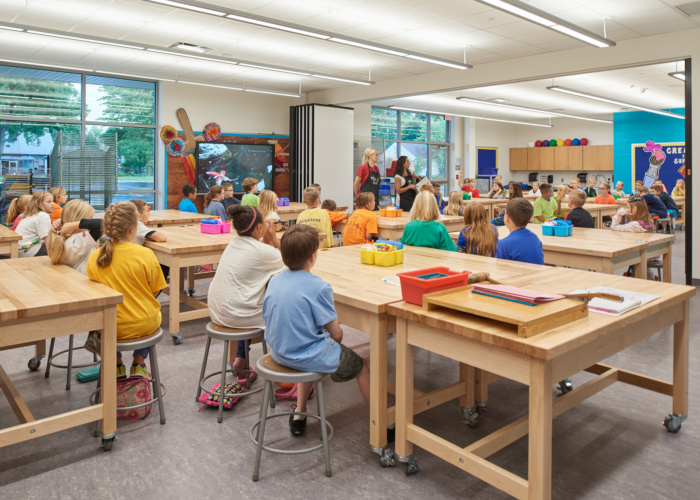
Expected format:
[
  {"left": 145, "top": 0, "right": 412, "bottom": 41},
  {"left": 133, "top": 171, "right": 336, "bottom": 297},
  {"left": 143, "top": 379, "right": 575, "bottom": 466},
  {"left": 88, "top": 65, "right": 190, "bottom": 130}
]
[
  {"left": 477, "top": 38, "right": 531, "bottom": 54},
  {"left": 418, "top": 0, "right": 491, "bottom": 18},
  {"left": 486, "top": 21, "right": 548, "bottom": 38},
  {"left": 250, "top": 0, "right": 332, "bottom": 24},
  {"left": 587, "top": 0, "right": 674, "bottom": 18},
  {"left": 457, "top": 9, "right": 530, "bottom": 29},
  {"left": 72, "top": 14, "right": 148, "bottom": 39},
  {"left": 92, "top": 0, "right": 172, "bottom": 23},
  {"left": 607, "top": 7, "right": 687, "bottom": 28},
  {"left": 633, "top": 18, "right": 698, "bottom": 35},
  {"left": 13, "top": 4, "right": 86, "bottom": 31},
  {"left": 0, "top": 0, "right": 32, "bottom": 22}
]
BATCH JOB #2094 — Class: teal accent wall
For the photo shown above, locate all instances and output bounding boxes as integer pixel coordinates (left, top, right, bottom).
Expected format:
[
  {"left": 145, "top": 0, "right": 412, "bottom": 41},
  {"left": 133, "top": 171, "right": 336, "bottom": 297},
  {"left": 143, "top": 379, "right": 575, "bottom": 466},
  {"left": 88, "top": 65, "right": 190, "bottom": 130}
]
[{"left": 613, "top": 108, "right": 685, "bottom": 190}]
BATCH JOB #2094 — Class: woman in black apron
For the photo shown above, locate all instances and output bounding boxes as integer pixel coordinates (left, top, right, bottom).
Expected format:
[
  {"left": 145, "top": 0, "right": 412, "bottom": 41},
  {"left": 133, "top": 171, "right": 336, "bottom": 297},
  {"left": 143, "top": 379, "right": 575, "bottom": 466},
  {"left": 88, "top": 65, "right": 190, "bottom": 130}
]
[
  {"left": 354, "top": 148, "right": 381, "bottom": 211},
  {"left": 394, "top": 156, "right": 417, "bottom": 212}
]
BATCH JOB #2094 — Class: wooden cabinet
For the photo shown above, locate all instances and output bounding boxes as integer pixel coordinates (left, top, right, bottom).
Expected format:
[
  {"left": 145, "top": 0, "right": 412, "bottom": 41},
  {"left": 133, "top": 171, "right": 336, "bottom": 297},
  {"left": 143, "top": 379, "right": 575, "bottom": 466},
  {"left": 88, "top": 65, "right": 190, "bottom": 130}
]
[
  {"left": 583, "top": 145, "right": 613, "bottom": 171},
  {"left": 553, "top": 146, "right": 583, "bottom": 170},
  {"left": 528, "top": 147, "right": 553, "bottom": 170},
  {"left": 508, "top": 145, "right": 610, "bottom": 171},
  {"left": 509, "top": 148, "right": 528, "bottom": 170}
]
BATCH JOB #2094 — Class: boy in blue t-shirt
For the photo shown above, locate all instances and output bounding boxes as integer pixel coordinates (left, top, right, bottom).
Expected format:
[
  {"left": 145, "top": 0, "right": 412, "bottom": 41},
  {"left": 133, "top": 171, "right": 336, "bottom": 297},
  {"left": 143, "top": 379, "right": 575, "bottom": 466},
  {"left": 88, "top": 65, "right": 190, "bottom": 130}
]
[
  {"left": 178, "top": 184, "right": 198, "bottom": 213},
  {"left": 496, "top": 198, "right": 545, "bottom": 265},
  {"left": 263, "top": 224, "right": 369, "bottom": 436}
]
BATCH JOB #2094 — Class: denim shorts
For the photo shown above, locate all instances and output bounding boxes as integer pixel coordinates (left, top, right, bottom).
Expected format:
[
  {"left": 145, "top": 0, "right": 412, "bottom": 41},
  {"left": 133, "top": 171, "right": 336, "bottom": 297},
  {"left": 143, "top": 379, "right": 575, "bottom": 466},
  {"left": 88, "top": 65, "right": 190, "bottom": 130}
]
[{"left": 331, "top": 344, "right": 364, "bottom": 382}]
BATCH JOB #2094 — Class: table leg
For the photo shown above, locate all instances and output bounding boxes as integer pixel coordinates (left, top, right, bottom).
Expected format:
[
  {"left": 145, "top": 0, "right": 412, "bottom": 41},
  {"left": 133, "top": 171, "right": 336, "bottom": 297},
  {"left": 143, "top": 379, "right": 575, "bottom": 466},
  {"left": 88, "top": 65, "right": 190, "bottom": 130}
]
[
  {"left": 10, "top": 245, "right": 18, "bottom": 259},
  {"left": 369, "top": 314, "right": 388, "bottom": 450},
  {"left": 528, "top": 359, "right": 552, "bottom": 500},
  {"left": 395, "top": 317, "right": 414, "bottom": 460},
  {"left": 635, "top": 251, "right": 648, "bottom": 280},
  {"left": 662, "top": 245, "right": 672, "bottom": 283},
  {"left": 169, "top": 257, "right": 182, "bottom": 334},
  {"left": 672, "top": 301, "right": 689, "bottom": 416},
  {"left": 101, "top": 306, "right": 117, "bottom": 439},
  {"left": 187, "top": 266, "right": 195, "bottom": 290}
]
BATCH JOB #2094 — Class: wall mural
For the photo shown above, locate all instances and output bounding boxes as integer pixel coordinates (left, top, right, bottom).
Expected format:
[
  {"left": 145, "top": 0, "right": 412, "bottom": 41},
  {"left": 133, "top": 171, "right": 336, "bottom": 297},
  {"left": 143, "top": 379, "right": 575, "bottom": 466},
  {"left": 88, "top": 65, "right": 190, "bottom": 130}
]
[{"left": 632, "top": 140, "right": 685, "bottom": 190}]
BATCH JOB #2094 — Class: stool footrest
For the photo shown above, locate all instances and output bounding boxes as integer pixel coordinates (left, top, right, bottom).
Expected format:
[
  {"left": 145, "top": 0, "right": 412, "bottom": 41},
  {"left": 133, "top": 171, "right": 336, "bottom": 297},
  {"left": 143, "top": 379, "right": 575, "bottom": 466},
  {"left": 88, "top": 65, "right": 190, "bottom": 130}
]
[
  {"left": 249, "top": 411, "right": 334, "bottom": 455},
  {"left": 199, "top": 370, "right": 262, "bottom": 397}
]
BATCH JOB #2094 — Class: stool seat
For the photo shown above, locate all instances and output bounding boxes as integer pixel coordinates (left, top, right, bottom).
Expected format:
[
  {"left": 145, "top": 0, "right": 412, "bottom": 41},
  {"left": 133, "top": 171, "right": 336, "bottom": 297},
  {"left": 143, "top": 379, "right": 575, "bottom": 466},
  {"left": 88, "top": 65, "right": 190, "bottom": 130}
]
[
  {"left": 117, "top": 328, "right": 164, "bottom": 349},
  {"left": 258, "top": 355, "right": 326, "bottom": 383},
  {"left": 206, "top": 322, "right": 264, "bottom": 342}
]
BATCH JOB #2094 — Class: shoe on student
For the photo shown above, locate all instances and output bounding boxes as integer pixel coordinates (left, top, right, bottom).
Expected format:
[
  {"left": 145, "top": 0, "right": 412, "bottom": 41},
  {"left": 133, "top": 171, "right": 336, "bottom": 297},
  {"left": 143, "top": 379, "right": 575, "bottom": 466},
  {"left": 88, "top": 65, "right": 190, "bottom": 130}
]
[
  {"left": 117, "top": 364, "right": 127, "bottom": 379},
  {"left": 130, "top": 363, "right": 151, "bottom": 379},
  {"left": 289, "top": 404, "right": 307, "bottom": 437}
]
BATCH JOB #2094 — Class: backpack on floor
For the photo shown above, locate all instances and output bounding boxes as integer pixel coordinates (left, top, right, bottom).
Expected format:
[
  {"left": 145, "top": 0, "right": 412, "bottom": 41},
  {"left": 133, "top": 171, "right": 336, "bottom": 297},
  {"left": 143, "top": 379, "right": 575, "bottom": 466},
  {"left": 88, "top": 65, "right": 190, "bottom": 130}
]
[
  {"left": 198, "top": 382, "right": 245, "bottom": 411},
  {"left": 117, "top": 376, "right": 152, "bottom": 420}
]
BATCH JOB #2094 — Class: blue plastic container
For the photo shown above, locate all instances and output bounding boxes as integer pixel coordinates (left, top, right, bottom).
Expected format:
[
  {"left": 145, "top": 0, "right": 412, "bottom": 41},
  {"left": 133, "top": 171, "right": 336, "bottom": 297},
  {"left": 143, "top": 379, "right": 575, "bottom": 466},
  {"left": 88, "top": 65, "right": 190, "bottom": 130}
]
[{"left": 376, "top": 239, "right": 403, "bottom": 250}]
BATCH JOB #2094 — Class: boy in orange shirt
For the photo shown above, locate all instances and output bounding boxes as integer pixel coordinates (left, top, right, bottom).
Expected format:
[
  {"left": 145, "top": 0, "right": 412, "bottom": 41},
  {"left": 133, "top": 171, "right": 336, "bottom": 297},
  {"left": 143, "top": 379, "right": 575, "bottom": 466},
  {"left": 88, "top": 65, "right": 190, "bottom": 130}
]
[
  {"left": 321, "top": 199, "right": 348, "bottom": 227},
  {"left": 594, "top": 182, "right": 617, "bottom": 205},
  {"left": 342, "top": 193, "right": 378, "bottom": 246}
]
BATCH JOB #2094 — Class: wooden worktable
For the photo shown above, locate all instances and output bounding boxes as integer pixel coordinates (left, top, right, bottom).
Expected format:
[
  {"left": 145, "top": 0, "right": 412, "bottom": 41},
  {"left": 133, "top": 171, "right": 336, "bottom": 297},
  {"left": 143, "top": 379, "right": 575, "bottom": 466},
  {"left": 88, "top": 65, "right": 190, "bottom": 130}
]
[
  {"left": 0, "top": 225, "right": 21, "bottom": 259},
  {"left": 450, "top": 224, "right": 674, "bottom": 281},
  {"left": 313, "top": 245, "right": 541, "bottom": 455},
  {"left": 390, "top": 266, "right": 694, "bottom": 498},
  {"left": 0, "top": 257, "right": 122, "bottom": 449},
  {"left": 95, "top": 209, "right": 210, "bottom": 228}
]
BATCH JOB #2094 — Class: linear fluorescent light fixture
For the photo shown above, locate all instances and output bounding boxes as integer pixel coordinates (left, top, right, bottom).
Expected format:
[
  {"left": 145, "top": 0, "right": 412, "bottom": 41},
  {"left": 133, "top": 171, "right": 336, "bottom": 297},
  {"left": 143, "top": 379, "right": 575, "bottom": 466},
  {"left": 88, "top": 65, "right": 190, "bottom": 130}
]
[
  {"left": 142, "top": 0, "right": 470, "bottom": 69},
  {"left": 239, "top": 63, "right": 310, "bottom": 76},
  {"left": 26, "top": 30, "right": 145, "bottom": 50},
  {"left": 177, "top": 80, "right": 301, "bottom": 97},
  {"left": 547, "top": 86, "right": 685, "bottom": 119},
  {"left": 388, "top": 105, "right": 552, "bottom": 128},
  {"left": 456, "top": 96, "right": 613, "bottom": 123},
  {"left": 669, "top": 72, "right": 685, "bottom": 81},
  {"left": 310, "top": 74, "right": 373, "bottom": 86},
  {"left": 475, "top": 0, "right": 615, "bottom": 48},
  {"left": 148, "top": 0, "right": 226, "bottom": 16},
  {"left": 0, "top": 25, "right": 24, "bottom": 32}
]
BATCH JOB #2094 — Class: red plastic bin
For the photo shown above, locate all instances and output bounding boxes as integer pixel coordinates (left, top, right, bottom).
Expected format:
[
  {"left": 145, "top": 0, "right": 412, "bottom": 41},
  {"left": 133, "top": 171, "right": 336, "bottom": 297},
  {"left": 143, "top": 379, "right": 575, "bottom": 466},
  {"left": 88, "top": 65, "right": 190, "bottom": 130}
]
[{"left": 396, "top": 266, "right": 471, "bottom": 306}]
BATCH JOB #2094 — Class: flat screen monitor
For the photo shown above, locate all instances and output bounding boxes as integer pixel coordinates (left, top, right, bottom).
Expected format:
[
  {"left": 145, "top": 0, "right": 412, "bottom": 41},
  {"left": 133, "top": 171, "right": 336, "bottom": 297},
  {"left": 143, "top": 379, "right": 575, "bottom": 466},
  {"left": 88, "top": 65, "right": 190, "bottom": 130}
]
[{"left": 196, "top": 142, "right": 275, "bottom": 194}]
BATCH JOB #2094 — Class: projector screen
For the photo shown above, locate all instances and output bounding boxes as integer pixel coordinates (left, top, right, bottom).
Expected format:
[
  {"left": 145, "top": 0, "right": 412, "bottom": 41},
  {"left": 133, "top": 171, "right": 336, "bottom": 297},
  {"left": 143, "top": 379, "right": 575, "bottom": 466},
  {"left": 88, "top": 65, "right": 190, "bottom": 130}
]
[{"left": 196, "top": 142, "right": 275, "bottom": 194}]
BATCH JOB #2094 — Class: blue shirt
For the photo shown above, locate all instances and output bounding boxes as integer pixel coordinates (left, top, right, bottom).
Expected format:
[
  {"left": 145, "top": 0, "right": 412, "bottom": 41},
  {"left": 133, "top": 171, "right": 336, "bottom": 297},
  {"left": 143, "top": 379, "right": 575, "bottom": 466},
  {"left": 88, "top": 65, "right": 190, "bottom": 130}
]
[
  {"left": 262, "top": 270, "right": 341, "bottom": 373},
  {"left": 495, "top": 227, "right": 544, "bottom": 265},
  {"left": 178, "top": 198, "right": 198, "bottom": 213},
  {"left": 204, "top": 200, "right": 228, "bottom": 221},
  {"left": 222, "top": 196, "right": 240, "bottom": 210}
]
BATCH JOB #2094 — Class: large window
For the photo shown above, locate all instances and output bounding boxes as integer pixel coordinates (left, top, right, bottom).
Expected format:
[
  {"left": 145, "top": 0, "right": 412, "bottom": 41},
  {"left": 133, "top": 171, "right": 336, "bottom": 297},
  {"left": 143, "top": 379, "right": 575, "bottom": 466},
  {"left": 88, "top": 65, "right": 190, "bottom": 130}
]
[
  {"left": 0, "top": 64, "right": 157, "bottom": 212},
  {"left": 371, "top": 107, "right": 449, "bottom": 182}
]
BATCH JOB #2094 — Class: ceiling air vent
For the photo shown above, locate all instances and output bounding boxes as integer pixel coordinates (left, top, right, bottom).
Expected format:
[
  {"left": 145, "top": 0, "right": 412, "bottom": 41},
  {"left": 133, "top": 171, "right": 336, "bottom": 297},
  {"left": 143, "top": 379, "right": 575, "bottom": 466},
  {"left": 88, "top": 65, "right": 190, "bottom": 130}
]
[{"left": 675, "top": 2, "right": 700, "bottom": 17}]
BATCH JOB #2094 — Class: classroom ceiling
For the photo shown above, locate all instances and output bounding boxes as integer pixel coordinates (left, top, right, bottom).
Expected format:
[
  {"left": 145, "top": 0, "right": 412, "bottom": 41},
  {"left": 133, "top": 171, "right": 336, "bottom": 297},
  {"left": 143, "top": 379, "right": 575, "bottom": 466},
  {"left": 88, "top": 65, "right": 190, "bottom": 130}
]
[
  {"left": 370, "top": 60, "right": 687, "bottom": 124},
  {"left": 0, "top": 0, "right": 696, "bottom": 100}
]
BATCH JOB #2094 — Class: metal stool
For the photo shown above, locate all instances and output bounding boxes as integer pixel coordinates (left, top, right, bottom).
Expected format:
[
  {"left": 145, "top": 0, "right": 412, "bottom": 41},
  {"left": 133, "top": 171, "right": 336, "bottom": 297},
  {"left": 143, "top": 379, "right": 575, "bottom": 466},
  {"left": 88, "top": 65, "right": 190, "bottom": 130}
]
[
  {"left": 197, "top": 322, "right": 267, "bottom": 423},
  {"left": 45, "top": 333, "right": 99, "bottom": 390},
  {"left": 92, "top": 328, "right": 167, "bottom": 437},
  {"left": 654, "top": 217, "right": 675, "bottom": 235},
  {"left": 250, "top": 353, "right": 333, "bottom": 481}
]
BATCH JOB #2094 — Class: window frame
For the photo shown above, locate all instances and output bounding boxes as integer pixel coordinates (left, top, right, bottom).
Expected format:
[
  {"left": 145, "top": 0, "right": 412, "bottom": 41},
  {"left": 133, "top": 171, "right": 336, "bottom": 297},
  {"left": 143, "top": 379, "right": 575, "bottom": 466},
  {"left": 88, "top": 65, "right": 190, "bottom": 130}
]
[
  {"left": 371, "top": 106, "right": 450, "bottom": 182},
  {"left": 0, "top": 62, "right": 158, "bottom": 207}
]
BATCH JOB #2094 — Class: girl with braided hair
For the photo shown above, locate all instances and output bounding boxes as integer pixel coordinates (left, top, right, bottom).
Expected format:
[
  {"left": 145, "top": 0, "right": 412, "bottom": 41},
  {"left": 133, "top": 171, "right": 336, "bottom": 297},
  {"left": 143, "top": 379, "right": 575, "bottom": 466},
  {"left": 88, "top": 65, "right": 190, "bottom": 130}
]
[
  {"left": 86, "top": 202, "right": 167, "bottom": 379},
  {"left": 208, "top": 205, "right": 285, "bottom": 386}
]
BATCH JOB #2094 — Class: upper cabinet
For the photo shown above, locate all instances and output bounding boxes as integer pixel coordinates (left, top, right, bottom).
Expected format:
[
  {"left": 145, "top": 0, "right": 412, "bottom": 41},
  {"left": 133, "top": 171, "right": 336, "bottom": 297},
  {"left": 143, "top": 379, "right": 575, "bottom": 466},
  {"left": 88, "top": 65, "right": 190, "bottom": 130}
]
[
  {"left": 509, "top": 147, "right": 528, "bottom": 170},
  {"left": 509, "top": 145, "right": 611, "bottom": 171}
]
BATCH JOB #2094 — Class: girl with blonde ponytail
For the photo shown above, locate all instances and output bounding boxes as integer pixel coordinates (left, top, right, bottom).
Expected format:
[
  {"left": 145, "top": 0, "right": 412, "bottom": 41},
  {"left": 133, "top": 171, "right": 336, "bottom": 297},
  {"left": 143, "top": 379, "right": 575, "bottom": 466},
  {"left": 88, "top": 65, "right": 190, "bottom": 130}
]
[
  {"left": 86, "top": 202, "right": 167, "bottom": 378},
  {"left": 48, "top": 199, "right": 98, "bottom": 274},
  {"left": 7, "top": 194, "right": 31, "bottom": 231}
]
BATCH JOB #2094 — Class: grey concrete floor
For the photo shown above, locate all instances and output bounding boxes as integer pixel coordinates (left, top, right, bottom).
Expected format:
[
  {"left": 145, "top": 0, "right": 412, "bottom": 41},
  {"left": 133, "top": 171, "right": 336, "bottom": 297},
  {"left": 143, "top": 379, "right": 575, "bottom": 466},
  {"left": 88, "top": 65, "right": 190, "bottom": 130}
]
[{"left": 1, "top": 230, "right": 698, "bottom": 499}]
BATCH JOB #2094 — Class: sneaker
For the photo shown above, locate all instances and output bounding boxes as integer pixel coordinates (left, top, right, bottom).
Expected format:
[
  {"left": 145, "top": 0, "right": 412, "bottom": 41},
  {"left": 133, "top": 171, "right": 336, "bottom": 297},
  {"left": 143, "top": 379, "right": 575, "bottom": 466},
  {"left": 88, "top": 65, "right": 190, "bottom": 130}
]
[
  {"left": 289, "top": 404, "right": 307, "bottom": 437},
  {"left": 117, "top": 363, "right": 126, "bottom": 379},
  {"left": 130, "top": 363, "right": 150, "bottom": 379}
]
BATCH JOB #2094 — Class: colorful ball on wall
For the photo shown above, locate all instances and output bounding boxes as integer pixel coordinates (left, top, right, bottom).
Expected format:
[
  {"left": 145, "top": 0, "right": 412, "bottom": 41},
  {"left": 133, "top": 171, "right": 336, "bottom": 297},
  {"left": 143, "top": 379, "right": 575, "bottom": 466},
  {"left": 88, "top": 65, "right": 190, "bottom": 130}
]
[
  {"left": 549, "top": 139, "right": 557, "bottom": 147},
  {"left": 528, "top": 140, "right": 535, "bottom": 147},
  {"left": 557, "top": 139, "right": 564, "bottom": 147},
  {"left": 580, "top": 138, "right": 589, "bottom": 146},
  {"left": 542, "top": 139, "right": 549, "bottom": 147},
  {"left": 572, "top": 138, "right": 580, "bottom": 146},
  {"left": 535, "top": 140, "right": 542, "bottom": 147},
  {"left": 564, "top": 139, "right": 572, "bottom": 146}
]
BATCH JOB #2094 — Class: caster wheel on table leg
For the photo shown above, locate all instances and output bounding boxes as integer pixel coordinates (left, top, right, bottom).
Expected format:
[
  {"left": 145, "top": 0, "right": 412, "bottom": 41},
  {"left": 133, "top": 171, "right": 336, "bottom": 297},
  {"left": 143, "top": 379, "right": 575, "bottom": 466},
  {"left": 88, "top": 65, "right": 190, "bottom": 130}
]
[
  {"left": 101, "top": 436, "right": 117, "bottom": 451},
  {"left": 557, "top": 379, "right": 573, "bottom": 394},
  {"left": 187, "top": 288, "right": 195, "bottom": 297},
  {"left": 663, "top": 414, "right": 684, "bottom": 433},
  {"left": 28, "top": 357, "right": 41, "bottom": 371},
  {"left": 379, "top": 448, "right": 395, "bottom": 467},
  {"left": 171, "top": 333, "right": 183, "bottom": 345},
  {"left": 405, "top": 457, "right": 420, "bottom": 476},
  {"left": 462, "top": 404, "right": 486, "bottom": 428}
]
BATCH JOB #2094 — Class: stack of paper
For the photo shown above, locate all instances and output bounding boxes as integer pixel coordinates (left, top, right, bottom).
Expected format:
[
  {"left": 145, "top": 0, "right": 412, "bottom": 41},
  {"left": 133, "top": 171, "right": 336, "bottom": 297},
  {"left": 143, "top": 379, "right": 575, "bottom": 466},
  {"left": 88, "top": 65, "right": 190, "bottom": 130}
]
[{"left": 471, "top": 284, "right": 565, "bottom": 306}]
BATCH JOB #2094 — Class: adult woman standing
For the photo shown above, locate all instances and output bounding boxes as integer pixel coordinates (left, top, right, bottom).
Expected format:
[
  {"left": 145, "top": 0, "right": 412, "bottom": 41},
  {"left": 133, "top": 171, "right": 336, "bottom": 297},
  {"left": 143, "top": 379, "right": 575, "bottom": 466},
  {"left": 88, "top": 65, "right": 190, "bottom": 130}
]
[
  {"left": 354, "top": 147, "right": 381, "bottom": 211},
  {"left": 394, "top": 156, "right": 418, "bottom": 212}
]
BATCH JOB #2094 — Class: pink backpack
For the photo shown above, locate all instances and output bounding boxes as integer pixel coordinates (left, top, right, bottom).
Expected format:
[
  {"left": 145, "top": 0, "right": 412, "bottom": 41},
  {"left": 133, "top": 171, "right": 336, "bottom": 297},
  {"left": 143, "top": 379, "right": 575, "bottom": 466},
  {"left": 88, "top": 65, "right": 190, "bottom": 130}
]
[
  {"left": 198, "top": 383, "right": 245, "bottom": 411},
  {"left": 117, "top": 377, "right": 152, "bottom": 420}
]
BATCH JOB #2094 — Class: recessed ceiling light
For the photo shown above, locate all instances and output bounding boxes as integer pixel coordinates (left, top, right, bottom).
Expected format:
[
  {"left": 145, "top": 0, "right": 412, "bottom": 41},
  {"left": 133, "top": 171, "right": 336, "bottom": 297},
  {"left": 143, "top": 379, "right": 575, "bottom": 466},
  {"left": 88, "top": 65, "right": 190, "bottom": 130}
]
[{"left": 170, "top": 42, "right": 210, "bottom": 53}]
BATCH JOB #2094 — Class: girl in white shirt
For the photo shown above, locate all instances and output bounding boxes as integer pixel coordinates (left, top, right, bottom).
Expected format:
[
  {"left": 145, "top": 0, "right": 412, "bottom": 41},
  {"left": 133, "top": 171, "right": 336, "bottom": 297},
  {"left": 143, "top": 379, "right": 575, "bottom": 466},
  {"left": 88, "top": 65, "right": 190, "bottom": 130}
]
[
  {"left": 48, "top": 199, "right": 99, "bottom": 274},
  {"left": 259, "top": 190, "right": 281, "bottom": 221},
  {"left": 16, "top": 191, "right": 53, "bottom": 257},
  {"left": 208, "top": 205, "right": 286, "bottom": 384}
]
